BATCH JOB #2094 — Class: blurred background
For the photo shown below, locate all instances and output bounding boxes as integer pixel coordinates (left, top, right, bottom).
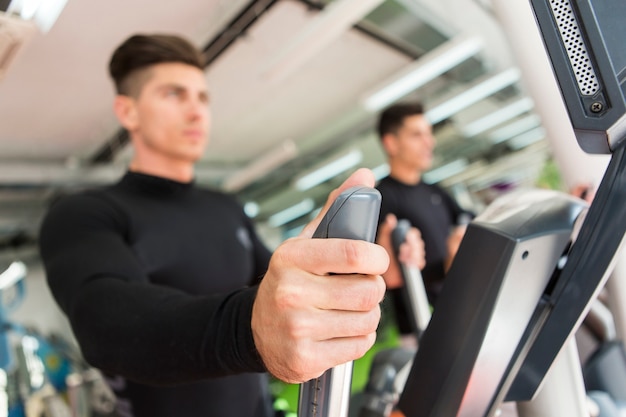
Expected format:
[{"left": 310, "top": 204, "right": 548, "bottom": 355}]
[{"left": 0, "top": 0, "right": 583, "bottom": 255}]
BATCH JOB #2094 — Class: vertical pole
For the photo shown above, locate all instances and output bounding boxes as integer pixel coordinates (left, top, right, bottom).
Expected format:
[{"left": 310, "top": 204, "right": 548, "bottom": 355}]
[{"left": 516, "top": 339, "right": 589, "bottom": 417}]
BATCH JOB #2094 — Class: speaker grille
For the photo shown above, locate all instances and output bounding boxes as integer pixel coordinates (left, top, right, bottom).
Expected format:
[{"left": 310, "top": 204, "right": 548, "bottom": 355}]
[{"left": 549, "top": 0, "right": 599, "bottom": 96}]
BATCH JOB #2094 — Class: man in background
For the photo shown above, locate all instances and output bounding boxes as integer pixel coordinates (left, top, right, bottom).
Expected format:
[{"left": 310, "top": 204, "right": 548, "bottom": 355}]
[{"left": 376, "top": 102, "right": 473, "bottom": 338}]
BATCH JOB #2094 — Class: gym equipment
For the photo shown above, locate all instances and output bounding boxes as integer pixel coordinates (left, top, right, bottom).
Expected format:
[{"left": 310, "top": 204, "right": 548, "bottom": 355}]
[
  {"left": 298, "top": 186, "right": 381, "bottom": 417},
  {"left": 356, "top": 219, "right": 431, "bottom": 417},
  {"left": 398, "top": 189, "right": 589, "bottom": 416},
  {"left": 391, "top": 220, "right": 431, "bottom": 339},
  {"left": 0, "top": 262, "right": 116, "bottom": 417},
  {"left": 395, "top": 0, "right": 626, "bottom": 415},
  {"left": 358, "top": 347, "right": 415, "bottom": 417},
  {"left": 582, "top": 299, "right": 626, "bottom": 410}
]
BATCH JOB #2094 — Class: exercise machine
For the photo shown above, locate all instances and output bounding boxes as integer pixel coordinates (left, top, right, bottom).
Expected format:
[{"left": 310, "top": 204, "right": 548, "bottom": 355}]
[
  {"left": 298, "top": 186, "right": 381, "bottom": 417},
  {"left": 397, "top": 0, "right": 626, "bottom": 416}
]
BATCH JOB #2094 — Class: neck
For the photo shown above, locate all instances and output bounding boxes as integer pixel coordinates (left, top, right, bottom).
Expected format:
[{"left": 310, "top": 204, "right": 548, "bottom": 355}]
[
  {"left": 389, "top": 162, "right": 421, "bottom": 185},
  {"left": 129, "top": 159, "right": 194, "bottom": 183}
]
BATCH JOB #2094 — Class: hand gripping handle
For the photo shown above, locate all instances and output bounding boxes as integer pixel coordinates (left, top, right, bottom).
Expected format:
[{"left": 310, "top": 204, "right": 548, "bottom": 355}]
[{"left": 298, "top": 186, "right": 381, "bottom": 417}]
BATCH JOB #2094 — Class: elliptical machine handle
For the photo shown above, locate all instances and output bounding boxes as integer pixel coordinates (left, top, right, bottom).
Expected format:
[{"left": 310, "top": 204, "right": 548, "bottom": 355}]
[
  {"left": 298, "top": 186, "right": 381, "bottom": 417},
  {"left": 392, "top": 220, "right": 431, "bottom": 338}
]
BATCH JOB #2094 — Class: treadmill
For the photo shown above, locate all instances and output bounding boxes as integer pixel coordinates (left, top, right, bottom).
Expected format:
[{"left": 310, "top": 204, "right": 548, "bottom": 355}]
[{"left": 397, "top": 0, "right": 626, "bottom": 416}]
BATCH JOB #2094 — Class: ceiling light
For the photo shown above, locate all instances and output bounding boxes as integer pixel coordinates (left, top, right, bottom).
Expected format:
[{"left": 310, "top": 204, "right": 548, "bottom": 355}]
[
  {"left": 371, "top": 163, "right": 390, "bottom": 181},
  {"left": 489, "top": 114, "right": 542, "bottom": 144},
  {"left": 0, "top": 261, "right": 26, "bottom": 290},
  {"left": 294, "top": 149, "right": 363, "bottom": 191},
  {"left": 262, "top": 0, "right": 386, "bottom": 83},
  {"left": 508, "top": 127, "right": 546, "bottom": 150},
  {"left": 222, "top": 140, "right": 298, "bottom": 192},
  {"left": 244, "top": 202, "right": 260, "bottom": 218},
  {"left": 268, "top": 198, "right": 315, "bottom": 228},
  {"left": 461, "top": 97, "right": 535, "bottom": 137},
  {"left": 7, "top": 0, "right": 68, "bottom": 32},
  {"left": 422, "top": 159, "right": 469, "bottom": 184},
  {"left": 426, "top": 68, "right": 521, "bottom": 125},
  {"left": 363, "top": 34, "right": 484, "bottom": 112}
]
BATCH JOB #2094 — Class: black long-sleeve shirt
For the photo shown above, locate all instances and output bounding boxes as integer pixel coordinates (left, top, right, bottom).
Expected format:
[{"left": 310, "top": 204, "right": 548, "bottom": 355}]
[
  {"left": 38, "top": 172, "right": 274, "bottom": 417},
  {"left": 377, "top": 176, "right": 471, "bottom": 334}
]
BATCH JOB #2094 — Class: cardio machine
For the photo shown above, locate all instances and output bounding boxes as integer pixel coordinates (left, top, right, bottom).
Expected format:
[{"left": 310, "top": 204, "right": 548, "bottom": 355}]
[
  {"left": 396, "top": 0, "right": 626, "bottom": 416},
  {"left": 298, "top": 0, "right": 626, "bottom": 416}
]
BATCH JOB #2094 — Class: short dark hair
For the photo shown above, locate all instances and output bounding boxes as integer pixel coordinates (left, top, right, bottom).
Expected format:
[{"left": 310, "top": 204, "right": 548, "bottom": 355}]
[
  {"left": 108, "top": 34, "right": 205, "bottom": 96},
  {"left": 376, "top": 102, "right": 425, "bottom": 140}
]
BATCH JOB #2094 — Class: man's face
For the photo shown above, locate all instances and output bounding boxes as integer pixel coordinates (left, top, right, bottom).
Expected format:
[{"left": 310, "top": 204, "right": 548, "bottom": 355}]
[
  {"left": 122, "top": 62, "right": 210, "bottom": 165},
  {"left": 387, "top": 114, "right": 436, "bottom": 172}
]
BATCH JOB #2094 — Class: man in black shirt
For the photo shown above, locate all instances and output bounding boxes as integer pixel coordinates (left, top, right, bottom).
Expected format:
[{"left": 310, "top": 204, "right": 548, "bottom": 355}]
[
  {"left": 375, "top": 102, "right": 472, "bottom": 337},
  {"left": 38, "top": 34, "right": 389, "bottom": 417}
]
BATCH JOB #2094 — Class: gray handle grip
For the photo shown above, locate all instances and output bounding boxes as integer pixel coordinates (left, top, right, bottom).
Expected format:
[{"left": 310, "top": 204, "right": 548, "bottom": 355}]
[
  {"left": 298, "top": 186, "right": 381, "bottom": 417},
  {"left": 392, "top": 219, "right": 431, "bottom": 337}
]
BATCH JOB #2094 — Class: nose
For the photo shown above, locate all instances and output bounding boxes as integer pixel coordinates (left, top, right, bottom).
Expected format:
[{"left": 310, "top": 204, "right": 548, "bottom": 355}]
[
  {"left": 425, "top": 132, "right": 436, "bottom": 149},
  {"left": 186, "top": 97, "right": 209, "bottom": 121}
]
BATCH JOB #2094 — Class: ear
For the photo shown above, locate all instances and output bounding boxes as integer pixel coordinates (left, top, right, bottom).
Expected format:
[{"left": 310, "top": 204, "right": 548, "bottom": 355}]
[
  {"left": 381, "top": 133, "right": 398, "bottom": 157},
  {"left": 113, "top": 95, "right": 139, "bottom": 131}
]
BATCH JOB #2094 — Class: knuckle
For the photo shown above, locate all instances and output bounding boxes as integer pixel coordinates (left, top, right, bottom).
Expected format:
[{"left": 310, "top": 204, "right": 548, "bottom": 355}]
[
  {"left": 343, "top": 240, "right": 365, "bottom": 270},
  {"left": 375, "top": 276, "right": 386, "bottom": 301},
  {"left": 274, "top": 283, "right": 299, "bottom": 310},
  {"left": 357, "top": 285, "right": 379, "bottom": 311}
]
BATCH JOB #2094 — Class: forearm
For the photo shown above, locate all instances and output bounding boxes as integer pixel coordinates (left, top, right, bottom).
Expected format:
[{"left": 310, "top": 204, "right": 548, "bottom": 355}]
[{"left": 69, "top": 278, "right": 265, "bottom": 385}]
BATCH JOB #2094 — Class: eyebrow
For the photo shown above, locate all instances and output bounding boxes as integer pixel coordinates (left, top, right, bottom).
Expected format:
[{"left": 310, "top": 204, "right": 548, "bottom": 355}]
[{"left": 156, "top": 83, "right": 210, "bottom": 100}]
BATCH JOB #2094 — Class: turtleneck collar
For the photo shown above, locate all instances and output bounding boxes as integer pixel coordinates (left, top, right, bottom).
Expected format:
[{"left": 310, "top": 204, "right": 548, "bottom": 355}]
[{"left": 119, "top": 171, "right": 195, "bottom": 196}]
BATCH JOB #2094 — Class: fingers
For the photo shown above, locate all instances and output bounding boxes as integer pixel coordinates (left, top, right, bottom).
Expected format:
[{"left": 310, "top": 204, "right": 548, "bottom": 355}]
[
  {"left": 252, "top": 168, "right": 385, "bottom": 383},
  {"left": 251, "top": 269, "right": 384, "bottom": 382},
  {"left": 252, "top": 236, "right": 388, "bottom": 383},
  {"left": 300, "top": 168, "right": 375, "bottom": 239},
  {"left": 270, "top": 333, "right": 378, "bottom": 384},
  {"left": 398, "top": 227, "right": 426, "bottom": 270},
  {"left": 274, "top": 237, "right": 389, "bottom": 276},
  {"left": 281, "top": 306, "right": 382, "bottom": 343},
  {"left": 297, "top": 333, "right": 378, "bottom": 382}
]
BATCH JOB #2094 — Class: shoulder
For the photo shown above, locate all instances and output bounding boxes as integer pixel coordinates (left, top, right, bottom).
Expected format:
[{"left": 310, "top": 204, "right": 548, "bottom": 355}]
[
  {"left": 376, "top": 176, "right": 400, "bottom": 193},
  {"left": 423, "top": 182, "right": 448, "bottom": 194},
  {"left": 42, "top": 186, "right": 127, "bottom": 231}
]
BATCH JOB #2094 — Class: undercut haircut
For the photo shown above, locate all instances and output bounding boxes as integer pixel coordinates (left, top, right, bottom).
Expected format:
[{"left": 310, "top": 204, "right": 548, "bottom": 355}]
[
  {"left": 377, "top": 102, "right": 425, "bottom": 140},
  {"left": 108, "top": 34, "right": 205, "bottom": 97}
]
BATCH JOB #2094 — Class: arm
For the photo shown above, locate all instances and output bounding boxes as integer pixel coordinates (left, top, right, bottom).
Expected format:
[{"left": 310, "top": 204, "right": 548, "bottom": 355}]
[
  {"left": 41, "top": 170, "right": 389, "bottom": 386},
  {"left": 39, "top": 194, "right": 265, "bottom": 384}
]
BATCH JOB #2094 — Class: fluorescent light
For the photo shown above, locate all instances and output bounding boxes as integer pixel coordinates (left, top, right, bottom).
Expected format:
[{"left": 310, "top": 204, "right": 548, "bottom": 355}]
[
  {"left": 422, "top": 159, "right": 469, "bottom": 184},
  {"left": 371, "top": 163, "right": 390, "bottom": 181},
  {"left": 222, "top": 140, "right": 298, "bottom": 192},
  {"left": 268, "top": 198, "right": 315, "bottom": 227},
  {"left": 489, "top": 114, "right": 542, "bottom": 144},
  {"left": 244, "top": 202, "right": 260, "bottom": 218},
  {"left": 426, "top": 68, "right": 521, "bottom": 125},
  {"left": 363, "top": 35, "right": 484, "bottom": 112},
  {"left": 262, "top": 0, "right": 386, "bottom": 82},
  {"left": 294, "top": 149, "right": 363, "bottom": 191},
  {"left": 0, "top": 261, "right": 26, "bottom": 290},
  {"left": 508, "top": 127, "right": 546, "bottom": 150},
  {"left": 461, "top": 97, "right": 535, "bottom": 137},
  {"left": 7, "top": 0, "right": 68, "bottom": 32}
]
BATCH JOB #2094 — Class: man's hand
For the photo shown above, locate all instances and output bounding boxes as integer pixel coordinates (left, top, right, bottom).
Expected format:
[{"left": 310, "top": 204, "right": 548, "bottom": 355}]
[
  {"left": 376, "top": 213, "right": 426, "bottom": 289},
  {"left": 251, "top": 169, "right": 389, "bottom": 383}
]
